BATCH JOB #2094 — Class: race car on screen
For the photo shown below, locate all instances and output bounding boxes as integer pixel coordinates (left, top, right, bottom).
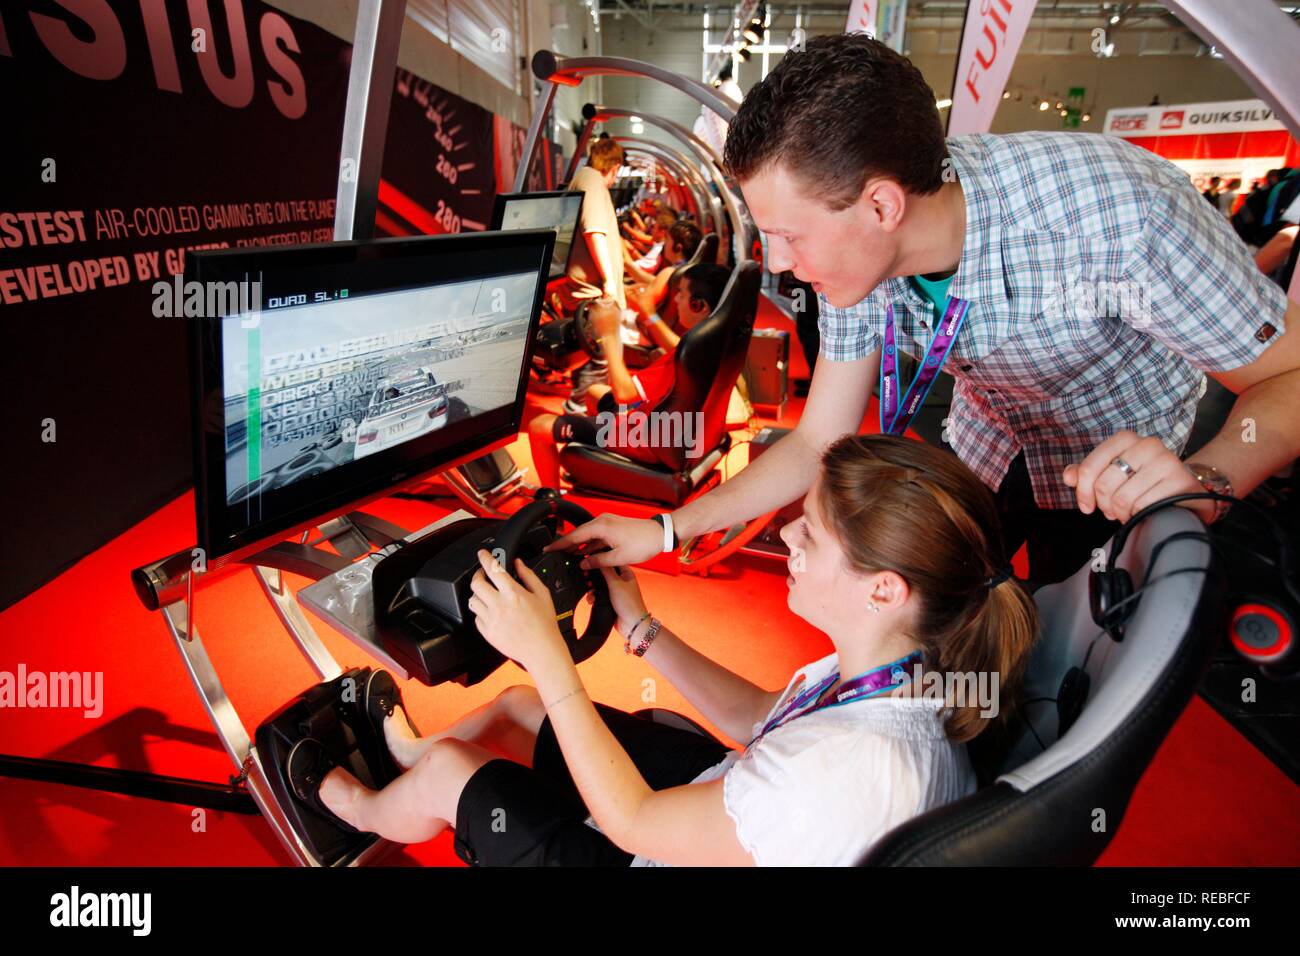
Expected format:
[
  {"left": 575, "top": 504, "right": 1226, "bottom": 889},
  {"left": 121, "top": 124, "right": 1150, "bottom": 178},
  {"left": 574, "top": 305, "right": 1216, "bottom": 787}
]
[{"left": 353, "top": 368, "right": 450, "bottom": 459}]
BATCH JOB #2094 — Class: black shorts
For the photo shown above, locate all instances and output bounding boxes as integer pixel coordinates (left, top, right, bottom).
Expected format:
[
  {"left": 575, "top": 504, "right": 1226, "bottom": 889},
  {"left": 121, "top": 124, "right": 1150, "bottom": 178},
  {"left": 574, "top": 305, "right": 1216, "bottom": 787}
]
[{"left": 452, "top": 702, "right": 731, "bottom": 866}]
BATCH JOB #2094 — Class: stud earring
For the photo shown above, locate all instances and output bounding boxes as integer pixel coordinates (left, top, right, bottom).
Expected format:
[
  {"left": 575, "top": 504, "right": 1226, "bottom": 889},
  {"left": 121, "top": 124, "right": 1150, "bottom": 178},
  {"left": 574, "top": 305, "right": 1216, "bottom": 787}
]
[{"left": 867, "top": 601, "right": 880, "bottom": 613}]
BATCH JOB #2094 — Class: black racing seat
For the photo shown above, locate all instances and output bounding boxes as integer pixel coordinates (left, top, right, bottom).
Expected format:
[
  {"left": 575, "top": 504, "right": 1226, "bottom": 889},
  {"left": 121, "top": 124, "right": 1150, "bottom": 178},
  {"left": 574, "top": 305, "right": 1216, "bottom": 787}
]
[
  {"left": 659, "top": 233, "right": 719, "bottom": 329},
  {"left": 560, "top": 260, "right": 761, "bottom": 507},
  {"left": 642, "top": 508, "right": 1221, "bottom": 865}
]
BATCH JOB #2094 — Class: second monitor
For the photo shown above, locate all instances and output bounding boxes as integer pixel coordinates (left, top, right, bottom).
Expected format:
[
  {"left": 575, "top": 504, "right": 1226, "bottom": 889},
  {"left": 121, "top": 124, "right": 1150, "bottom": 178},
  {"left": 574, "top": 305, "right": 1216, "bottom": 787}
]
[{"left": 491, "top": 191, "right": 584, "bottom": 281}]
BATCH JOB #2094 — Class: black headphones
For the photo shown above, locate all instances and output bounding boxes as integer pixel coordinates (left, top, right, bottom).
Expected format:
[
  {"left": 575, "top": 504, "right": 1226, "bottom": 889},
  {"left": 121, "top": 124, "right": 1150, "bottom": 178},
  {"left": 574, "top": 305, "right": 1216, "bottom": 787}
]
[
  {"left": 1089, "top": 492, "right": 1298, "bottom": 678},
  {"left": 1025, "top": 491, "right": 1299, "bottom": 746}
]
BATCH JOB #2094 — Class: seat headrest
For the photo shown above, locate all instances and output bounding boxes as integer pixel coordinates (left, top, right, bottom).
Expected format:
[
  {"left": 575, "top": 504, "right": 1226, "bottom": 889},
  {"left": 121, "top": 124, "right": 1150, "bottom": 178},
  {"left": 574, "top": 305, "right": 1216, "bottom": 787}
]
[
  {"left": 994, "top": 507, "right": 1216, "bottom": 785},
  {"left": 646, "top": 261, "right": 761, "bottom": 473}
]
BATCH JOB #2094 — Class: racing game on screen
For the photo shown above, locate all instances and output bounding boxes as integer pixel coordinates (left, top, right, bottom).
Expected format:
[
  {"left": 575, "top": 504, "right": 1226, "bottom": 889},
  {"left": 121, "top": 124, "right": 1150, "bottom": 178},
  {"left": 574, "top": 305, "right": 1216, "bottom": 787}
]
[{"left": 220, "top": 271, "right": 537, "bottom": 505}]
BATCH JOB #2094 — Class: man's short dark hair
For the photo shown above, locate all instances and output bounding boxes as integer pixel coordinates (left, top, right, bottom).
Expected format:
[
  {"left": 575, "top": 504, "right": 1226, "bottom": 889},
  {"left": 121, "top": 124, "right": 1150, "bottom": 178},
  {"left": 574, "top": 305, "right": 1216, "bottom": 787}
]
[
  {"left": 668, "top": 221, "right": 702, "bottom": 258},
  {"left": 681, "top": 263, "right": 730, "bottom": 312},
  {"left": 723, "top": 33, "right": 948, "bottom": 210}
]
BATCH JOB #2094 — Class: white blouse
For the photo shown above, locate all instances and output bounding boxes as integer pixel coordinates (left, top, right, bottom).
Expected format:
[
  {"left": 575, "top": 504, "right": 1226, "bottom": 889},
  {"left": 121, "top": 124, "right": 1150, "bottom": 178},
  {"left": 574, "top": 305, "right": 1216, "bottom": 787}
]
[{"left": 587, "top": 651, "right": 978, "bottom": 866}]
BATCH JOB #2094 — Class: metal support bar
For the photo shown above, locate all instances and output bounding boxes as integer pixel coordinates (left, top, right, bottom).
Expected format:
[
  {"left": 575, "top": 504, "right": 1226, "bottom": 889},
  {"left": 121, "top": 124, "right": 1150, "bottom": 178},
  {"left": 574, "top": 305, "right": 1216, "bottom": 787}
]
[
  {"left": 616, "top": 138, "right": 726, "bottom": 246},
  {"left": 589, "top": 105, "right": 752, "bottom": 263},
  {"left": 513, "top": 80, "right": 560, "bottom": 193},
  {"left": 1161, "top": 0, "right": 1300, "bottom": 138},
  {"left": 563, "top": 121, "right": 596, "bottom": 185},
  {"left": 334, "top": 0, "right": 408, "bottom": 241},
  {"left": 253, "top": 567, "right": 344, "bottom": 683},
  {"left": 0, "top": 754, "right": 258, "bottom": 814},
  {"left": 619, "top": 144, "right": 710, "bottom": 231},
  {"left": 520, "top": 51, "right": 739, "bottom": 200}
]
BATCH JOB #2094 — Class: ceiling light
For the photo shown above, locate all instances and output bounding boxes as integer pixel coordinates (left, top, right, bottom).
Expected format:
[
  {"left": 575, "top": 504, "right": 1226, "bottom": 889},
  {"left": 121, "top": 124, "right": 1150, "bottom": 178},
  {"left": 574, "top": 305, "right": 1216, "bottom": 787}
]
[{"left": 1038, "top": 100, "right": 1049, "bottom": 111}]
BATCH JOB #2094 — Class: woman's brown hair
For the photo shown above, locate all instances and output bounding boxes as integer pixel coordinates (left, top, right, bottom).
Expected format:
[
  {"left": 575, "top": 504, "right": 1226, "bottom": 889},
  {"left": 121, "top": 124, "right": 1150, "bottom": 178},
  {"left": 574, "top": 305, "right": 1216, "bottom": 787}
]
[{"left": 818, "top": 435, "right": 1038, "bottom": 743}]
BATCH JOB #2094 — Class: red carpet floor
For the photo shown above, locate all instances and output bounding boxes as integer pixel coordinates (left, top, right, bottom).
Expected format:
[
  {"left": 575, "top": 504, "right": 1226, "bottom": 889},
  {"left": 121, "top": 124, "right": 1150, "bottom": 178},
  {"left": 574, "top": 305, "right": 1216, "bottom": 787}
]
[{"left": 2, "top": 296, "right": 1296, "bottom": 866}]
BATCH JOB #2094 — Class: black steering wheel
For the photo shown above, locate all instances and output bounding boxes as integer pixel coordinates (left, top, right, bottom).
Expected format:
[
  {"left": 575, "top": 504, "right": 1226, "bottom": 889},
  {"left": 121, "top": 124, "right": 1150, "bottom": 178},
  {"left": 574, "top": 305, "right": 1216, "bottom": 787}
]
[
  {"left": 489, "top": 494, "right": 615, "bottom": 665},
  {"left": 573, "top": 300, "right": 605, "bottom": 360}
]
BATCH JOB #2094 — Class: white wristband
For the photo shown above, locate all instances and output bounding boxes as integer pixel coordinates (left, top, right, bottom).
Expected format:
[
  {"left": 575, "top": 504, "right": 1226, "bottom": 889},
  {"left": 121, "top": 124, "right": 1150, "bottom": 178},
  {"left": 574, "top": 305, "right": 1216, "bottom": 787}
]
[{"left": 659, "top": 512, "right": 674, "bottom": 553}]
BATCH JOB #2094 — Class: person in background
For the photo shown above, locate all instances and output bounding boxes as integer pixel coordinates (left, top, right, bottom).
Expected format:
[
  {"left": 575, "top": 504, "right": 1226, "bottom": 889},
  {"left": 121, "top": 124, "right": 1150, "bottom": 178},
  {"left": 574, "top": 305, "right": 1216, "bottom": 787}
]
[
  {"left": 561, "top": 136, "right": 630, "bottom": 414},
  {"left": 626, "top": 220, "right": 703, "bottom": 324},
  {"left": 1256, "top": 224, "right": 1299, "bottom": 286},
  {"left": 1202, "top": 176, "right": 1222, "bottom": 206},
  {"left": 1218, "top": 178, "right": 1242, "bottom": 217},
  {"left": 623, "top": 207, "right": 678, "bottom": 275}
]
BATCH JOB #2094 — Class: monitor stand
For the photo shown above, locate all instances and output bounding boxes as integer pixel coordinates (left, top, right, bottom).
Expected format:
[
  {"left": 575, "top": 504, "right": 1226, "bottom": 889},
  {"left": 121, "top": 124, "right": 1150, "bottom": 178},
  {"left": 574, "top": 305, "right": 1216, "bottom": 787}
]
[{"left": 1, "top": 508, "right": 473, "bottom": 867}]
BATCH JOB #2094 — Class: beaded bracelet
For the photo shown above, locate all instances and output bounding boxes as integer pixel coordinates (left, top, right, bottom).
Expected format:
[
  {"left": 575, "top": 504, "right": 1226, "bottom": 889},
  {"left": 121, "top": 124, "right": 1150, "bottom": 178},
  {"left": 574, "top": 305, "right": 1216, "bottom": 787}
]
[
  {"left": 631, "top": 617, "right": 663, "bottom": 658},
  {"left": 623, "top": 611, "right": 652, "bottom": 654}
]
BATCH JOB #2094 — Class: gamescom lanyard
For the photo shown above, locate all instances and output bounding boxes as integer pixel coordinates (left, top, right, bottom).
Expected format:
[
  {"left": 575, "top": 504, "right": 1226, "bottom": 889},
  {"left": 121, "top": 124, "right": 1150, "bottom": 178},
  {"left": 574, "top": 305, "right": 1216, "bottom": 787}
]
[
  {"left": 746, "top": 650, "right": 925, "bottom": 749},
  {"left": 879, "top": 296, "right": 971, "bottom": 436}
]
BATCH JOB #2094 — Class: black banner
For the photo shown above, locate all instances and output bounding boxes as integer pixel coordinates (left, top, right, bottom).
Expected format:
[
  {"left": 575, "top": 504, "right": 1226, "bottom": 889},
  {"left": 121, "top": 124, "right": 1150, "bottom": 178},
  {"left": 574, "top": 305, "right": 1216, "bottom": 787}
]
[
  {"left": 0, "top": 2, "right": 562, "bottom": 610},
  {"left": 0, "top": 1, "right": 348, "bottom": 609}
]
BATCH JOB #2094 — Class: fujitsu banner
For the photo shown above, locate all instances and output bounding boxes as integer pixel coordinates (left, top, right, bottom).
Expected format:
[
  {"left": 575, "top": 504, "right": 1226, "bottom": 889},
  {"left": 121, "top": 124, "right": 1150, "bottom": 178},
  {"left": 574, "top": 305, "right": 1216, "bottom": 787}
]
[
  {"left": 845, "top": 0, "right": 879, "bottom": 36},
  {"left": 948, "top": 0, "right": 1038, "bottom": 136}
]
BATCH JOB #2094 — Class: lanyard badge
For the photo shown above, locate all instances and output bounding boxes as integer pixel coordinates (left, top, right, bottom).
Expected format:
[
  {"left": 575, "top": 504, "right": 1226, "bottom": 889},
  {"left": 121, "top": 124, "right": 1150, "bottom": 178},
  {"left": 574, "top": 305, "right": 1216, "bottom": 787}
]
[
  {"left": 746, "top": 649, "right": 925, "bottom": 750},
  {"left": 879, "top": 296, "right": 970, "bottom": 436}
]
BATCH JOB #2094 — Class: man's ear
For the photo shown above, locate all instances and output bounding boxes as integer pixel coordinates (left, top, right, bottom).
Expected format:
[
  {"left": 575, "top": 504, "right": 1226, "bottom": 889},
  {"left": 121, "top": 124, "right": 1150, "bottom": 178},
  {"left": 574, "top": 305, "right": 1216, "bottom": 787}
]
[{"left": 860, "top": 178, "right": 908, "bottom": 232}]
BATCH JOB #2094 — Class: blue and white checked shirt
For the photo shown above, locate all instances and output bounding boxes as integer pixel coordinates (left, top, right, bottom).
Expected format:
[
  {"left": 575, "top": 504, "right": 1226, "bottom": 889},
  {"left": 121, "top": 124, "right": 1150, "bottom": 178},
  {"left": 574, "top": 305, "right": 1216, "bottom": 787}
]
[{"left": 819, "top": 132, "right": 1289, "bottom": 509}]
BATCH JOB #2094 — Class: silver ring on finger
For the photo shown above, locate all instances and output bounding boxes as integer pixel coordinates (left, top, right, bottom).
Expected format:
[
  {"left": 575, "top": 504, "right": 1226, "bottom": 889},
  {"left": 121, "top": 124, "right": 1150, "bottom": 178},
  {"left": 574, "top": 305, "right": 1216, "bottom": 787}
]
[{"left": 1111, "top": 456, "right": 1136, "bottom": 478}]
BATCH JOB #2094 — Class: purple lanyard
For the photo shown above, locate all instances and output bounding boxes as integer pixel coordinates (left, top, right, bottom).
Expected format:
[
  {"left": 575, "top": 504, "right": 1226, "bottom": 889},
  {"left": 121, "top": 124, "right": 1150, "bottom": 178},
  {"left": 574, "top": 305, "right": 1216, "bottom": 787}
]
[
  {"left": 879, "top": 296, "right": 970, "bottom": 436},
  {"left": 747, "top": 649, "right": 925, "bottom": 749}
]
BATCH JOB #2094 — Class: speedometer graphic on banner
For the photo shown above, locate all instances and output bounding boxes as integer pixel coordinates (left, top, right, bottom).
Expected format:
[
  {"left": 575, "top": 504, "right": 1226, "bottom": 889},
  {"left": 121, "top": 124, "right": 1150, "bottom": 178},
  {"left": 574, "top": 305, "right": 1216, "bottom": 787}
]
[{"left": 380, "top": 69, "right": 497, "bottom": 235}]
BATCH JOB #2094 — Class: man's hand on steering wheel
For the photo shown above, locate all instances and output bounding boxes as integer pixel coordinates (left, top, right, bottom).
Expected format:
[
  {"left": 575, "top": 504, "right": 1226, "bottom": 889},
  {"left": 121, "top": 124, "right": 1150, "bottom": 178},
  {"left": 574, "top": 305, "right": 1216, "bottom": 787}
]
[
  {"left": 544, "top": 513, "right": 667, "bottom": 569},
  {"left": 589, "top": 296, "right": 622, "bottom": 340}
]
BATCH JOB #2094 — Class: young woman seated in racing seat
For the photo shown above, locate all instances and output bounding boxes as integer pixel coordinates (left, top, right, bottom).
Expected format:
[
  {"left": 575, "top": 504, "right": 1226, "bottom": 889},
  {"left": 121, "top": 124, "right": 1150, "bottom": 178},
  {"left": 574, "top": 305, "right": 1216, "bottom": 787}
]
[
  {"left": 311, "top": 434, "right": 1038, "bottom": 866},
  {"left": 525, "top": 262, "right": 731, "bottom": 491},
  {"left": 624, "top": 220, "right": 703, "bottom": 322}
]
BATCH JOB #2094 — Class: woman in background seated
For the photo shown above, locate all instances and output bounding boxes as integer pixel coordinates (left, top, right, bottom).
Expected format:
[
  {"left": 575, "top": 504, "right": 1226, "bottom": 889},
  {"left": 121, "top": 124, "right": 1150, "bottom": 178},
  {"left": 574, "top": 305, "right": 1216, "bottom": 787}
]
[{"left": 312, "top": 434, "right": 1038, "bottom": 865}]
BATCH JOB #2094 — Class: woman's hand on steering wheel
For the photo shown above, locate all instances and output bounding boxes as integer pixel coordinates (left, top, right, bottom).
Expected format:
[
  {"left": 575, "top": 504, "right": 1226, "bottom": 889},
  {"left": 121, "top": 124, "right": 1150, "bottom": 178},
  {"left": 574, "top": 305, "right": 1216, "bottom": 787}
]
[
  {"left": 595, "top": 565, "right": 649, "bottom": 635},
  {"left": 468, "top": 549, "right": 569, "bottom": 674}
]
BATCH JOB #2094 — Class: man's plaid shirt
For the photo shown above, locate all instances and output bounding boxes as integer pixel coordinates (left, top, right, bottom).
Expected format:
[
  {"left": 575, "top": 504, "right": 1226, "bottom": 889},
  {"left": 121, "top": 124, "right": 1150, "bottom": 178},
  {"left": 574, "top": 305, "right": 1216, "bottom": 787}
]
[{"left": 817, "top": 131, "right": 1289, "bottom": 509}]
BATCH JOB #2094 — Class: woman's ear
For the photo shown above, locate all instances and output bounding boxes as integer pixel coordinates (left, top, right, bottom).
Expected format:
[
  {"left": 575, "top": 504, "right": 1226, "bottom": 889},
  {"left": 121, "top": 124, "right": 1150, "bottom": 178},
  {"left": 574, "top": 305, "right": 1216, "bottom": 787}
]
[{"left": 869, "top": 570, "right": 911, "bottom": 611}]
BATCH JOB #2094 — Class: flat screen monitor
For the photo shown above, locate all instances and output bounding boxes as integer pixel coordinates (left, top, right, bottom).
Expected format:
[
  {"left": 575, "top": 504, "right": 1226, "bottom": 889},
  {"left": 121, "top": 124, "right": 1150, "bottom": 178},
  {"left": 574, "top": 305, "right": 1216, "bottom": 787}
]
[
  {"left": 188, "top": 229, "right": 555, "bottom": 565},
  {"left": 491, "top": 191, "right": 584, "bottom": 281}
]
